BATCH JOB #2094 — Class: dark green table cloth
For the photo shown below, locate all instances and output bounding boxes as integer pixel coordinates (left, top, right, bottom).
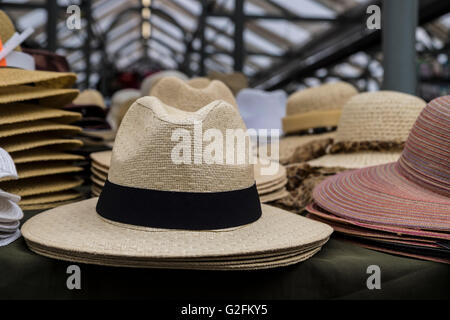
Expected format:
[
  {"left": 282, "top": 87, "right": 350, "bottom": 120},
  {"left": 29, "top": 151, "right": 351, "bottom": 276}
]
[{"left": 1, "top": 212, "right": 449, "bottom": 299}]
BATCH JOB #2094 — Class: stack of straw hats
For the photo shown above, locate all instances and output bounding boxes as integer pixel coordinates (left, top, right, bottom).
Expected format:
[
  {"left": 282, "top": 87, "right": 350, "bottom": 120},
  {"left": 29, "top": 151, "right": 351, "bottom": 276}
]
[
  {"left": 0, "top": 12, "right": 84, "bottom": 210},
  {"left": 260, "top": 82, "right": 358, "bottom": 164},
  {"left": 307, "top": 96, "right": 450, "bottom": 263},
  {"left": 64, "top": 89, "right": 114, "bottom": 145},
  {"left": 22, "top": 97, "right": 333, "bottom": 270},
  {"left": 276, "top": 91, "right": 427, "bottom": 214},
  {"left": 106, "top": 88, "right": 140, "bottom": 136},
  {"left": 0, "top": 148, "right": 23, "bottom": 246}
]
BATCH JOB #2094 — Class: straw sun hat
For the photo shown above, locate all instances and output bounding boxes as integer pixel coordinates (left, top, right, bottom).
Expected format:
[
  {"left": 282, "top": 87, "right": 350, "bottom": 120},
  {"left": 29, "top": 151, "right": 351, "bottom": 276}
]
[
  {"left": 282, "top": 82, "right": 358, "bottom": 134},
  {"left": 312, "top": 96, "right": 450, "bottom": 232},
  {"left": 207, "top": 71, "right": 248, "bottom": 95},
  {"left": 308, "top": 91, "right": 426, "bottom": 169},
  {"left": 150, "top": 76, "right": 238, "bottom": 110},
  {"left": 22, "top": 97, "right": 332, "bottom": 269},
  {"left": 140, "top": 70, "right": 188, "bottom": 96}
]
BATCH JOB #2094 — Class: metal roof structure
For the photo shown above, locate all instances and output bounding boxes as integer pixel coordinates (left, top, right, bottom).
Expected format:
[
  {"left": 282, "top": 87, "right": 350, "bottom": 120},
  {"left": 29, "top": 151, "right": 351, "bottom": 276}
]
[{"left": 0, "top": 0, "right": 449, "bottom": 94}]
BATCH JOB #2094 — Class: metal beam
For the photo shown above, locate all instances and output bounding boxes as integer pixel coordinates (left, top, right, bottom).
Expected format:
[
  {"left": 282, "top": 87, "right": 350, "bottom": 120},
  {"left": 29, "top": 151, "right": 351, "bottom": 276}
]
[
  {"left": 233, "top": 0, "right": 245, "bottom": 71},
  {"left": 45, "top": 0, "right": 58, "bottom": 52},
  {"left": 382, "top": 0, "right": 418, "bottom": 94}
]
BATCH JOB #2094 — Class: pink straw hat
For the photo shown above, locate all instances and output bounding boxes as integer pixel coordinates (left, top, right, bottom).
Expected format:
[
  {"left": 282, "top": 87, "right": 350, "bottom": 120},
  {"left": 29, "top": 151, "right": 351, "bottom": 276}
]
[{"left": 312, "top": 96, "right": 450, "bottom": 232}]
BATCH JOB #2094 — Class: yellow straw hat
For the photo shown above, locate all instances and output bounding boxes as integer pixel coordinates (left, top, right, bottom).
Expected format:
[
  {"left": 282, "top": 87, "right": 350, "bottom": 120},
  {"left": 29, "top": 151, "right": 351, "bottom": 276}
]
[
  {"left": 11, "top": 149, "right": 84, "bottom": 164},
  {"left": 0, "top": 104, "right": 81, "bottom": 125},
  {"left": 282, "top": 82, "right": 357, "bottom": 134},
  {"left": 0, "top": 86, "right": 79, "bottom": 107},
  {"left": 0, "top": 120, "right": 81, "bottom": 139},
  {"left": 72, "top": 89, "right": 106, "bottom": 109}
]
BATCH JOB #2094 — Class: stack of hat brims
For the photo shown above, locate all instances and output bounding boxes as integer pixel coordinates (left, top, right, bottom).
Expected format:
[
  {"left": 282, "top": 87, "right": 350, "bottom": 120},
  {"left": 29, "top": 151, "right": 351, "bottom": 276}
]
[
  {"left": 90, "top": 151, "right": 288, "bottom": 203},
  {"left": 307, "top": 96, "right": 450, "bottom": 264},
  {"left": 22, "top": 97, "right": 333, "bottom": 270}
]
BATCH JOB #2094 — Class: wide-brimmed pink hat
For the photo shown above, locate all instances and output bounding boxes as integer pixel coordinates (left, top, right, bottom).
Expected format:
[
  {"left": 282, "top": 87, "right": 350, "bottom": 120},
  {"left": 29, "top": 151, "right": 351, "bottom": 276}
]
[{"left": 312, "top": 96, "right": 450, "bottom": 232}]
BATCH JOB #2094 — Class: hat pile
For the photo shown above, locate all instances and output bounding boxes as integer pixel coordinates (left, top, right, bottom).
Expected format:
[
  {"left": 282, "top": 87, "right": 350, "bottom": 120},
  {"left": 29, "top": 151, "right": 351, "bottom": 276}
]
[
  {"left": 106, "top": 88, "right": 140, "bottom": 136},
  {"left": 0, "top": 10, "right": 85, "bottom": 210},
  {"left": 275, "top": 91, "right": 426, "bottom": 214},
  {"left": 259, "top": 82, "right": 358, "bottom": 165},
  {"left": 64, "top": 89, "right": 114, "bottom": 146},
  {"left": 0, "top": 148, "right": 23, "bottom": 246},
  {"left": 307, "top": 96, "right": 450, "bottom": 263},
  {"left": 22, "top": 97, "right": 333, "bottom": 270}
]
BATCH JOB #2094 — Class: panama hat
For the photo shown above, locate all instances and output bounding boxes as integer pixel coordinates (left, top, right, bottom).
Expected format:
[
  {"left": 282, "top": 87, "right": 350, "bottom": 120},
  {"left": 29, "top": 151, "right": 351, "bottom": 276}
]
[
  {"left": 150, "top": 76, "right": 238, "bottom": 110},
  {"left": 21, "top": 97, "right": 332, "bottom": 269},
  {"left": 107, "top": 88, "right": 140, "bottom": 132},
  {"left": 308, "top": 91, "right": 426, "bottom": 169},
  {"left": 207, "top": 71, "right": 248, "bottom": 95},
  {"left": 0, "top": 104, "right": 81, "bottom": 125},
  {"left": 282, "top": 82, "right": 357, "bottom": 134},
  {"left": 186, "top": 77, "right": 211, "bottom": 88},
  {"left": 311, "top": 96, "right": 450, "bottom": 232},
  {"left": 140, "top": 70, "right": 188, "bottom": 96}
]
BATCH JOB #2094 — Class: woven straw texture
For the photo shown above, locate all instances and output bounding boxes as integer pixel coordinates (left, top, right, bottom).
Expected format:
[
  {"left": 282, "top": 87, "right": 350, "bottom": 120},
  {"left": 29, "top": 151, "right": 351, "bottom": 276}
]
[
  {"left": 260, "top": 188, "right": 289, "bottom": 203},
  {"left": 11, "top": 149, "right": 84, "bottom": 164},
  {"left": 140, "top": 70, "right": 188, "bottom": 96},
  {"left": 308, "top": 151, "right": 401, "bottom": 169},
  {"left": 22, "top": 197, "right": 332, "bottom": 259},
  {"left": 0, "top": 69, "right": 76, "bottom": 89},
  {"left": 108, "top": 89, "right": 140, "bottom": 131},
  {"left": 72, "top": 89, "right": 105, "bottom": 108},
  {"left": 150, "top": 76, "right": 237, "bottom": 110},
  {"left": 1, "top": 134, "right": 82, "bottom": 153},
  {"left": 286, "top": 82, "right": 357, "bottom": 116},
  {"left": 186, "top": 77, "right": 211, "bottom": 88},
  {"left": 91, "top": 161, "right": 108, "bottom": 175},
  {"left": 109, "top": 97, "right": 253, "bottom": 192},
  {"left": 10, "top": 162, "right": 83, "bottom": 180},
  {"left": 334, "top": 91, "right": 426, "bottom": 143},
  {"left": 0, "top": 175, "right": 83, "bottom": 197},
  {"left": 257, "top": 179, "right": 288, "bottom": 194},
  {"left": 253, "top": 161, "right": 286, "bottom": 185},
  {"left": 0, "top": 86, "right": 79, "bottom": 107},
  {"left": 21, "top": 199, "right": 82, "bottom": 211},
  {"left": 312, "top": 97, "right": 450, "bottom": 231},
  {"left": 207, "top": 71, "right": 248, "bottom": 95},
  {"left": 0, "top": 104, "right": 81, "bottom": 125},
  {"left": 20, "top": 190, "right": 81, "bottom": 205},
  {"left": 91, "top": 166, "right": 107, "bottom": 180},
  {"left": 90, "top": 150, "right": 112, "bottom": 168},
  {"left": 0, "top": 120, "right": 81, "bottom": 138}
]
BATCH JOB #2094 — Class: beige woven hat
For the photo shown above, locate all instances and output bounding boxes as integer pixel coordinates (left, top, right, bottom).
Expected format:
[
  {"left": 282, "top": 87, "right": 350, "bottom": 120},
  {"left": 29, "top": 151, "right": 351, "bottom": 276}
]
[
  {"left": 140, "top": 70, "right": 188, "bottom": 96},
  {"left": 1, "top": 133, "right": 82, "bottom": 153},
  {"left": 0, "top": 120, "right": 81, "bottom": 138},
  {"left": 107, "top": 88, "right": 140, "bottom": 132},
  {"left": 150, "top": 76, "right": 237, "bottom": 110},
  {"left": 283, "top": 82, "right": 358, "bottom": 134},
  {"left": 0, "top": 10, "right": 19, "bottom": 52},
  {"left": 186, "top": 77, "right": 211, "bottom": 88},
  {"left": 20, "top": 190, "right": 82, "bottom": 206},
  {"left": 22, "top": 97, "right": 332, "bottom": 269},
  {"left": 72, "top": 89, "right": 105, "bottom": 109},
  {"left": 207, "top": 71, "right": 248, "bottom": 95},
  {"left": 0, "top": 104, "right": 81, "bottom": 125},
  {"left": 11, "top": 149, "right": 84, "bottom": 164},
  {"left": 0, "top": 175, "right": 83, "bottom": 197},
  {"left": 308, "top": 91, "right": 426, "bottom": 169}
]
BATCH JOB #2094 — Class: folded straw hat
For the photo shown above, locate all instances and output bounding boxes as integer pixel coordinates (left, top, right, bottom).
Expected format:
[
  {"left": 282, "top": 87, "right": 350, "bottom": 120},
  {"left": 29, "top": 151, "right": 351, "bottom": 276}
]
[
  {"left": 11, "top": 149, "right": 84, "bottom": 164},
  {"left": 312, "top": 96, "right": 450, "bottom": 232},
  {"left": 308, "top": 91, "right": 426, "bottom": 169},
  {"left": 282, "top": 82, "right": 357, "bottom": 134},
  {"left": 186, "top": 77, "right": 211, "bottom": 88},
  {"left": 207, "top": 71, "right": 248, "bottom": 95},
  {"left": 0, "top": 175, "right": 83, "bottom": 197},
  {"left": 1, "top": 133, "right": 83, "bottom": 153},
  {"left": 0, "top": 104, "right": 81, "bottom": 125},
  {"left": 150, "top": 76, "right": 237, "bottom": 110},
  {"left": 0, "top": 120, "right": 81, "bottom": 138},
  {"left": 0, "top": 86, "right": 79, "bottom": 107},
  {"left": 22, "top": 97, "right": 332, "bottom": 269},
  {"left": 140, "top": 70, "right": 188, "bottom": 96}
]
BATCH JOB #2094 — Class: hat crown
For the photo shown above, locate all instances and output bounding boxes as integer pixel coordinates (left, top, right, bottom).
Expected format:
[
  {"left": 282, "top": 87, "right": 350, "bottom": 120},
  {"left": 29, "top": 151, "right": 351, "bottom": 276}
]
[
  {"left": 286, "top": 82, "right": 357, "bottom": 116},
  {"left": 109, "top": 96, "right": 253, "bottom": 193},
  {"left": 150, "top": 76, "right": 237, "bottom": 111},
  {"left": 397, "top": 96, "right": 450, "bottom": 196},
  {"left": 335, "top": 91, "right": 426, "bottom": 143}
]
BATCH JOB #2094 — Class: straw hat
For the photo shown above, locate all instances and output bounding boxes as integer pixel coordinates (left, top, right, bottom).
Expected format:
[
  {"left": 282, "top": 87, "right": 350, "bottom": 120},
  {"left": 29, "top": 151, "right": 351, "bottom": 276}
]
[
  {"left": 21, "top": 97, "right": 332, "bottom": 269},
  {"left": 0, "top": 104, "right": 81, "bottom": 125},
  {"left": 150, "top": 76, "right": 237, "bottom": 110},
  {"left": 0, "top": 86, "right": 79, "bottom": 107},
  {"left": 186, "top": 77, "right": 211, "bottom": 88},
  {"left": 20, "top": 190, "right": 82, "bottom": 206},
  {"left": 107, "top": 88, "right": 140, "bottom": 132},
  {"left": 11, "top": 149, "right": 84, "bottom": 164},
  {"left": 0, "top": 120, "right": 81, "bottom": 138},
  {"left": 0, "top": 175, "right": 83, "bottom": 197},
  {"left": 140, "top": 70, "right": 188, "bottom": 96},
  {"left": 308, "top": 91, "right": 426, "bottom": 169},
  {"left": 0, "top": 10, "right": 19, "bottom": 52},
  {"left": 72, "top": 89, "right": 105, "bottom": 109},
  {"left": 311, "top": 96, "right": 450, "bottom": 232},
  {"left": 208, "top": 71, "right": 248, "bottom": 95},
  {"left": 283, "top": 82, "right": 357, "bottom": 134},
  {"left": 0, "top": 133, "right": 82, "bottom": 153}
]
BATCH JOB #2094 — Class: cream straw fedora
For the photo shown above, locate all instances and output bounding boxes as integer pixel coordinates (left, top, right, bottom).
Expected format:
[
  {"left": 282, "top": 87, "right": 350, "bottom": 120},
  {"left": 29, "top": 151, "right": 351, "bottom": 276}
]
[
  {"left": 186, "top": 77, "right": 211, "bottom": 88},
  {"left": 282, "top": 82, "right": 357, "bottom": 134},
  {"left": 308, "top": 91, "right": 426, "bottom": 169},
  {"left": 207, "top": 71, "right": 248, "bottom": 95},
  {"left": 150, "top": 76, "right": 237, "bottom": 110},
  {"left": 140, "top": 70, "right": 188, "bottom": 96},
  {"left": 22, "top": 97, "right": 332, "bottom": 269}
]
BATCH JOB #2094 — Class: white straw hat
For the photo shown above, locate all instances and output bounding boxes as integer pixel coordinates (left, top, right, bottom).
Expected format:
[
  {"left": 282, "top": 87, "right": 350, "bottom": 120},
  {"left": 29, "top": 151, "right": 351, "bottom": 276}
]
[{"left": 22, "top": 97, "right": 332, "bottom": 269}]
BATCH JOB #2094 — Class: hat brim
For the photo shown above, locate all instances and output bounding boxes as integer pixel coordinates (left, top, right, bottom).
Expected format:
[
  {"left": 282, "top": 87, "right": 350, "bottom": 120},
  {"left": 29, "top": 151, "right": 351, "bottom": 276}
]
[
  {"left": 2, "top": 134, "right": 82, "bottom": 153},
  {"left": 0, "top": 69, "right": 76, "bottom": 88},
  {"left": 0, "top": 104, "right": 81, "bottom": 126},
  {"left": 312, "top": 162, "right": 450, "bottom": 231},
  {"left": 20, "top": 190, "right": 82, "bottom": 206},
  {"left": 308, "top": 151, "right": 401, "bottom": 169},
  {"left": 0, "top": 199, "right": 23, "bottom": 222},
  {"left": 0, "top": 175, "right": 83, "bottom": 197},
  {"left": 259, "top": 188, "right": 289, "bottom": 203},
  {"left": 11, "top": 149, "right": 84, "bottom": 164},
  {"left": 0, "top": 120, "right": 81, "bottom": 138},
  {"left": 21, "top": 197, "right": 332, "bottom": 262},
  {"left": 0, "top": 86, "right": 79, "bottom": 107}
]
